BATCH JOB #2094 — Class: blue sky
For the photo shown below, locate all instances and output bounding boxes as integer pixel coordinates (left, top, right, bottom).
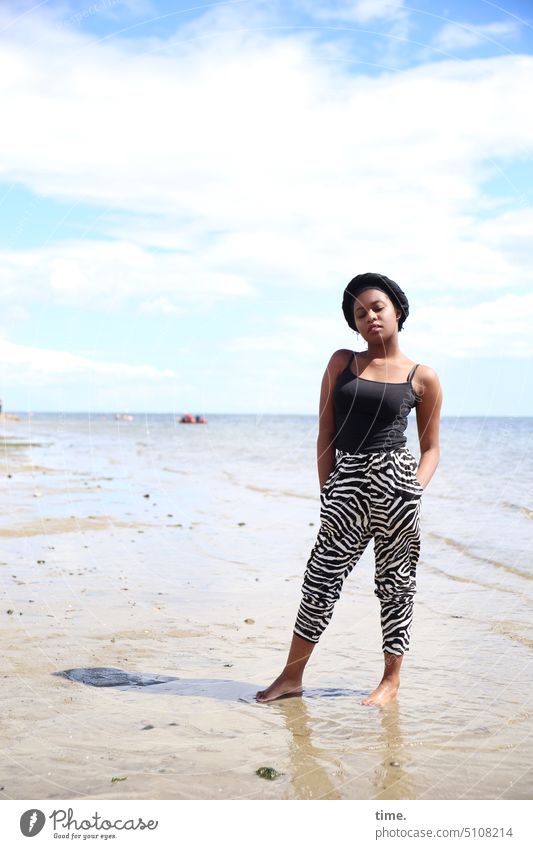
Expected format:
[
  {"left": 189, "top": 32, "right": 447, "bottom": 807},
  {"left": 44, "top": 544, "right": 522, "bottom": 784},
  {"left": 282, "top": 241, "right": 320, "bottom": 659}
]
[{"left": 0, "top": 0, "right": 532, "bottom": 415}]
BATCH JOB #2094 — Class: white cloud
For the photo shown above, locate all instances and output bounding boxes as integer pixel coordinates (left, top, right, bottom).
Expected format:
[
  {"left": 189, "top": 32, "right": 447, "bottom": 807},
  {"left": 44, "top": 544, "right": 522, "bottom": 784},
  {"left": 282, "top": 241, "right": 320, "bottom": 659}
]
[
  {"left": 0, "top": 303, "right": 30, "bottom": 328},
  {"left": 0, "top": 336, "right": 175, "bottom": 385},
  {"left": 411, "top": 293, "right": 533, "bottom": 358},
  {"left": 296, "top": 0, "right": 412, "bottom": 67},
  {"left": 1, "top": 13, "right": 531, "bottom": 209},
  {"left": 224, "top": 316, "right": 340, "bottom": 355},
  {"left": 223, "top": 293, "right": 533, "bottom": 361},
  {"left": 0, "top": 6, "right": 531, "bottom": 324},
  {"left": 0, "top": 240, "right": 256, "bottom": 309},
  {"left": 433, "top": 20, "right": 521, "bottom": 52},
  {"left": 352, "top": 0, "right": 405, "bottom": 22},
  {"left": 2, "top": 205, "right": 529, "bottom": 315},
  {"left": 298, "top": 0, "right": 406, "bottom": 24},
  {"left": 138, "top": 297, "right": 184, "bottom": 315}
]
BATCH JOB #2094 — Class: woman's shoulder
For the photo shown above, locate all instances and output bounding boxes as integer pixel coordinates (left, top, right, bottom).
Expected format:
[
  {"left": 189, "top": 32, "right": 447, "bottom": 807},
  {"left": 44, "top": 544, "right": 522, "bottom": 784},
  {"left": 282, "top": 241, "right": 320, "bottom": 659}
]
[
  {"left": 413, "top": 362, "right": 440, "bottom": 383},
  {"left": 328, "top": 348, "right": 355, "bottom": 370},
  {"left": 412, "top": 362, "right": 442, "bottom": 403}
]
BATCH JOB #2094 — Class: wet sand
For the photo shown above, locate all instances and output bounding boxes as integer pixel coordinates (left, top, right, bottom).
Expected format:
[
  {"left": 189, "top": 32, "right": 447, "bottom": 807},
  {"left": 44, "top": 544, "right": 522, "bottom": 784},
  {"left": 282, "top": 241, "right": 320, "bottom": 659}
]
[{"left": 1, "top": 424, "right": 532, "bottom": 800}]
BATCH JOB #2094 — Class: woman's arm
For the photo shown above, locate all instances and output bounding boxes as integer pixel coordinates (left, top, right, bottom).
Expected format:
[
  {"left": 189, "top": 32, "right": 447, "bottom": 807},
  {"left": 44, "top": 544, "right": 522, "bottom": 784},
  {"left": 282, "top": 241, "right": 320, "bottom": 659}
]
[
  {"left": 317, "top": 349, "right": 350, "bottom": 491},
  {"left": 413, "top": 365, "right": 443, "bottom": 489}
]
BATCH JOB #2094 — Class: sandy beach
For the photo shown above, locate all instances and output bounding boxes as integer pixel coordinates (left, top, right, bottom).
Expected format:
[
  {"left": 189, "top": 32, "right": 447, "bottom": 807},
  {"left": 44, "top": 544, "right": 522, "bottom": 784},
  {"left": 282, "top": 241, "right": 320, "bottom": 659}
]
[{"left": 1, "top": 414, "right": 532, "bottom": 800}]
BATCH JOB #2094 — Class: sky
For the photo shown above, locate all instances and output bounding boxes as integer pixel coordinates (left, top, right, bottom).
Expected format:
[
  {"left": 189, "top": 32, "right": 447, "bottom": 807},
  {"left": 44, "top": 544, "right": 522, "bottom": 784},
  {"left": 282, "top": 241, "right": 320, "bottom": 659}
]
[{"left": 0, "top": 0, "right": 532, "bottom": 415}]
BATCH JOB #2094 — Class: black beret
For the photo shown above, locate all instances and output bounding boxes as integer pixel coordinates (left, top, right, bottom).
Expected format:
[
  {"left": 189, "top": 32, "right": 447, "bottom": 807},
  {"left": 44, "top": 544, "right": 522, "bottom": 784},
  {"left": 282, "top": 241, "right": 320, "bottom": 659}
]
[{"left": 342, "top": 272, "right": 410, "bottom": 332}]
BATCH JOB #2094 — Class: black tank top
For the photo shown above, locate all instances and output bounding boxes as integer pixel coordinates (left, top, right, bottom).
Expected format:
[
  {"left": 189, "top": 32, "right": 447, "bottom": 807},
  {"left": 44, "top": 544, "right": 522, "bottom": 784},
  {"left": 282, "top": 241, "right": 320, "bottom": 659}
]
[{"left": 333, "top": 352, "right": 421, "bottom": 453}]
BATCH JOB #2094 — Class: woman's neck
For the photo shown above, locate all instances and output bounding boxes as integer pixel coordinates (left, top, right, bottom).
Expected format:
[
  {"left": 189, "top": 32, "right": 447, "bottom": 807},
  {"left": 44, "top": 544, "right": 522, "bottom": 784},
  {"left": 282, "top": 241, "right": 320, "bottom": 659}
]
[{"left": 360, "top": 339, "right": 401, "bottom": 361}]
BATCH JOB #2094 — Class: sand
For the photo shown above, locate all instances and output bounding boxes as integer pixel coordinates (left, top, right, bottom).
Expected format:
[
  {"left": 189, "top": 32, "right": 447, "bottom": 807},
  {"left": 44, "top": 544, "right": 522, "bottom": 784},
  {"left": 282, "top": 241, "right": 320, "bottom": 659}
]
[{"left": 1, "top": 430, "right": 532, "bottom": 801}]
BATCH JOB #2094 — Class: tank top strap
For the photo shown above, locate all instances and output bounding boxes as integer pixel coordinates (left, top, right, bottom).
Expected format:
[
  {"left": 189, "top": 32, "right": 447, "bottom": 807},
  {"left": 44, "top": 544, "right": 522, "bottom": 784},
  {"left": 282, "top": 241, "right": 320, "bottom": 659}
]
[
  {"left": 406, "top": 363, "right": 420, "bottom": 381},
  {"left": 345, "top": 350, "right": 357, "bottom": 370}
]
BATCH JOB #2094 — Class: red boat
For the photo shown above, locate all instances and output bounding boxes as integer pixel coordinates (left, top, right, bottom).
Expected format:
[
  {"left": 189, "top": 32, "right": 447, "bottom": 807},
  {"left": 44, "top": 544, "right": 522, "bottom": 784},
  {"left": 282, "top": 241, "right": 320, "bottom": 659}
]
[{"left": 178, "top": 413, "right": 207, "bottom": 424}]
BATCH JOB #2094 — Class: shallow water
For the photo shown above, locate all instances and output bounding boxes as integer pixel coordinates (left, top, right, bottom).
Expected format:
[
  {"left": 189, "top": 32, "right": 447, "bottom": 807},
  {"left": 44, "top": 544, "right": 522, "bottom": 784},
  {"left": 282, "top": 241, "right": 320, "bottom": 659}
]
[{"left": 1, "top": 413, "right": 532, "bottom": 799}]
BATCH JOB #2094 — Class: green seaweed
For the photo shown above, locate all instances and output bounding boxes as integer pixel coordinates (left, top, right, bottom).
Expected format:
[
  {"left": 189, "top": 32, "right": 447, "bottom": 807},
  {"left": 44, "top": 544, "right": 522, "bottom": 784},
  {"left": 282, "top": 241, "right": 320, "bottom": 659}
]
[{"left": 255, "top": 766, "right": 282, "bottom": 780}]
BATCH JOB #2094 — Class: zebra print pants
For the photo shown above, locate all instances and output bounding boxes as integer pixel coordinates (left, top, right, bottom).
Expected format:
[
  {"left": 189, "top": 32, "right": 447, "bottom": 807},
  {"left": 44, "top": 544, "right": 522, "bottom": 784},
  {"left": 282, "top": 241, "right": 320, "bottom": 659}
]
[{"left": 294, "top": 447, "right": 423, "bottom": 655}]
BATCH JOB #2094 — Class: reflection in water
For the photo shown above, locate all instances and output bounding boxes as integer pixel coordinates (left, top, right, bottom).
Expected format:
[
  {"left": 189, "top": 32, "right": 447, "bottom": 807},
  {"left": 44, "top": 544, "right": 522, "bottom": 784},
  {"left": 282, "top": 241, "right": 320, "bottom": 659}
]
[
  {"left": 265, "top": 691, "right": 415, "bottom": 800},
  {"left": 273, "top": 696, "right": 343, "bottom": 800},
  {"left": 372, "top": 700, "right": 415, "bottom": 800}
]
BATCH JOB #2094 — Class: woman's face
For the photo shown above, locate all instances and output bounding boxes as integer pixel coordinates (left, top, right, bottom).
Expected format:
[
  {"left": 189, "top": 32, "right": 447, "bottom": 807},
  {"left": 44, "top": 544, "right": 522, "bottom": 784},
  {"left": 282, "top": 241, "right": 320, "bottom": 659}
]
[{"left": 353, "top": 288, "right": 400, "bottom": 339}]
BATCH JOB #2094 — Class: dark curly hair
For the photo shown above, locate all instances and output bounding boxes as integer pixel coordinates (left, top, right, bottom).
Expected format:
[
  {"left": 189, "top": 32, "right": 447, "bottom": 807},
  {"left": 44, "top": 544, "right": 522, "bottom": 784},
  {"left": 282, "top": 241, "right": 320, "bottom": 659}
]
[{"left": 342, "top": 272, "right": 410, "bottom": 333}]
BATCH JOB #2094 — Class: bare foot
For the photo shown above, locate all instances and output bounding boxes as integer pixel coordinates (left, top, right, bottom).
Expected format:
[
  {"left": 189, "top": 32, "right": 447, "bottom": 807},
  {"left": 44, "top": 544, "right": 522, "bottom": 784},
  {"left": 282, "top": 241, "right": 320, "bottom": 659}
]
[
  {"left": 255, "top": 672, "right": 303, "bottom": 702},
  {"left": 360, "top": 678, "right": 399, "bottom": 706}
]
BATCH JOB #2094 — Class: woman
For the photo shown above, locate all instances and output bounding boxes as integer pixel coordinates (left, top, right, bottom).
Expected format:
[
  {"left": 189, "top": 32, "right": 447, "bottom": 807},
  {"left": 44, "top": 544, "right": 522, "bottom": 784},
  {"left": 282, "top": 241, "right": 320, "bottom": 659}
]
[{"left": 256, "top": 272, "right": 442, "bottom": 707}]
